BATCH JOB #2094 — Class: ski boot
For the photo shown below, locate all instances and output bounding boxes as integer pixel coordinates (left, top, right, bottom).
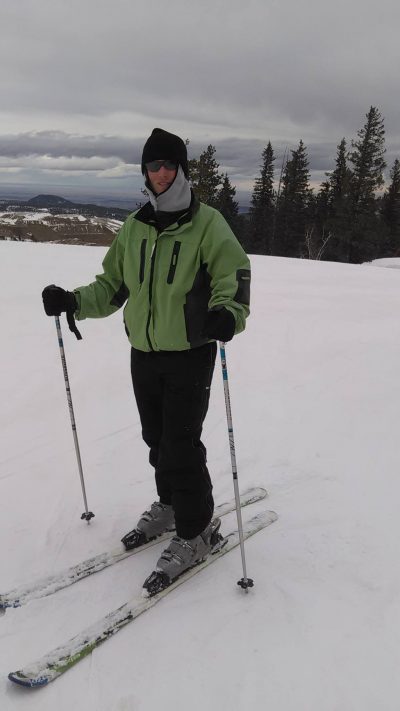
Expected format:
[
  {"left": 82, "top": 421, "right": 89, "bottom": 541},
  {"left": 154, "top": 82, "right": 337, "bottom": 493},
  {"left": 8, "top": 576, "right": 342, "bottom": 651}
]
[
  {"left": 142, "top": 518, "right": 226, "bottom": 596},
  {"left": 121, "top": 502, "right": 175, "bottom": 550}
]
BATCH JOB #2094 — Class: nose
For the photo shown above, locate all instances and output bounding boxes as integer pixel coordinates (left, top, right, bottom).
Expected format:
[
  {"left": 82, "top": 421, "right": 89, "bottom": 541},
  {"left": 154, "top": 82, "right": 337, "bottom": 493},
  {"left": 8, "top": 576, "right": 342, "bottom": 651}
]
[{"left": 158, "top": 166, "right": 171, "bottom": 179}]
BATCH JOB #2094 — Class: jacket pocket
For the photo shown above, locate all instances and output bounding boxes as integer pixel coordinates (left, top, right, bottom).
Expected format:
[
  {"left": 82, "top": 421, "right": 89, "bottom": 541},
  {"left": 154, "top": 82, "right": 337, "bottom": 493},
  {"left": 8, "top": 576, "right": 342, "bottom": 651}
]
[
  {"left": 167, "top": 241, "right": 181, "bottom": 284},
  {"left": 234, "top": 268, "right": 251, "bottom": 305},
  {"left": 139, "top": 239, "right": 147, "bottom": 284}
]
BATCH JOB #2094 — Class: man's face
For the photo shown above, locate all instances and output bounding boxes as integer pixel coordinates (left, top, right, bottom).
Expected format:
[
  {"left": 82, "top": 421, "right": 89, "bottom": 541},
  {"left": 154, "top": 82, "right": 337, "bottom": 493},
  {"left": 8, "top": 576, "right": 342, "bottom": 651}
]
[{"left": 146, "top": 159, "right": 178, "bottom": 195}]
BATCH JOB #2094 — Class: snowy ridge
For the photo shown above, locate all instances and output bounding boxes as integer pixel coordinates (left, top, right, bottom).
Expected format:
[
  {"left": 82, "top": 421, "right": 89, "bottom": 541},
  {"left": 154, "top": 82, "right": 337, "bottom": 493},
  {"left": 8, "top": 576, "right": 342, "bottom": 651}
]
[
  {"left": 0, "top": 211, "right": 123, "bottom": 245},
  {"left": 0, "top": 210, "right": 123, "bottom": 230}
]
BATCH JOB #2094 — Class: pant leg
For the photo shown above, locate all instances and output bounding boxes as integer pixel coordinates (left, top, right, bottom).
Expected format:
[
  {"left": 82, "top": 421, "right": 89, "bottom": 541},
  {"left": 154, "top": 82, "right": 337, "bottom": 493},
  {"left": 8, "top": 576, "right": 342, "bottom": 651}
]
[
  {"left": 130, "top": 348, "right": 171, "bottom": 504},
  {"left": 157, "top": 342, "right": 217, "bottom": 539}
]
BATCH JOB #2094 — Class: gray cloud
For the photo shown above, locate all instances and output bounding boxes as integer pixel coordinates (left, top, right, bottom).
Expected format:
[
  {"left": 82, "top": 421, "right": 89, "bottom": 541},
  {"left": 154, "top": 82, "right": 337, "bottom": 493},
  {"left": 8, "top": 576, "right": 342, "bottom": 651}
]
[
  {"left": 2, "top": 0, "right": 399, "bottom": 134},
  {"left": 0, "top": 130, "right": 340, "bottom": 180},
  {"left": 0, "top": 0, "right": 399, "bottom": 202},
  {"left": 0, "top": 131, "right": 142, "bottom": 163}
]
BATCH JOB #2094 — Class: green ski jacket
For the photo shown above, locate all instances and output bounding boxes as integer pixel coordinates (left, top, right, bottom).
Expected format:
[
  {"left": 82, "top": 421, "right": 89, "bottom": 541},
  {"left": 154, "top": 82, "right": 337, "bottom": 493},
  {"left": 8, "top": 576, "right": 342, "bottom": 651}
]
[{"left": 74, "top": 198, "right": 250, "bottom": 352}]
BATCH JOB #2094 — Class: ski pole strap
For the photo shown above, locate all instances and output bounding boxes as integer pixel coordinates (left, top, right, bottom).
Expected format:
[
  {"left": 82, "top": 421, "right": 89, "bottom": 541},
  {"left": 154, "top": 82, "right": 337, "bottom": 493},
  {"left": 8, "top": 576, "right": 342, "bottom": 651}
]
[{"left": 66, "top": 309, "right": 82, "bottom": 340}]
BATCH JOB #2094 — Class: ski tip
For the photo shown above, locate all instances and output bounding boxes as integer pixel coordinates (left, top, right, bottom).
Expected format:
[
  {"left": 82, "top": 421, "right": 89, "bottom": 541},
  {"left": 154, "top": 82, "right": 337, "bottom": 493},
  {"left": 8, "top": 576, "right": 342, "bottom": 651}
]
[
  {"left": 258, "top": 509, "right": 278, "bottom": 524},
  {"left": 8, "top": 671, "right": 49, "bottom": 688},
  {"left": 250, "top": 486, "right": 268, "bottom": 499}
]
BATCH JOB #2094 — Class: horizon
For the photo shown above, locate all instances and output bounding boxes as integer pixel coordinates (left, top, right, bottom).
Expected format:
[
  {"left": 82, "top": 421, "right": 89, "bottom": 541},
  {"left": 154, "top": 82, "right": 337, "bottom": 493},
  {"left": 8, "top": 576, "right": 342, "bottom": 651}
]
[{"left": 0, "top": 183, "right": 253, "bottom": 212}]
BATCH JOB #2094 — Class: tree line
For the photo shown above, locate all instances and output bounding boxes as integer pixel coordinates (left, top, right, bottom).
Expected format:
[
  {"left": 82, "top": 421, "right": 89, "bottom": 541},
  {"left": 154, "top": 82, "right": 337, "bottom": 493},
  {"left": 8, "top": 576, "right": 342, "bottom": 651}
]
[{"left": 188, "top": 107, "right": 400, "bottom": 263}]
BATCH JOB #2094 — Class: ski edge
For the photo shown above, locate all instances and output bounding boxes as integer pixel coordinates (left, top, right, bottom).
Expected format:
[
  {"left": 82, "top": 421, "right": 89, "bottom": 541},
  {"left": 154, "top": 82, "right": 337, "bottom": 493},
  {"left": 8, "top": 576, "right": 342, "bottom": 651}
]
[{"left": 8, "top": 508, "right": 278, "bottom": 688}]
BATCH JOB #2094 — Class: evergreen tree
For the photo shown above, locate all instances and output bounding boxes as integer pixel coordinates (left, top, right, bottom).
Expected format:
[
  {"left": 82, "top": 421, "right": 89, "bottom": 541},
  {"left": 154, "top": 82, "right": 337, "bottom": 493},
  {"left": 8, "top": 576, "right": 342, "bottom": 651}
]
[
  {"left": 216, "top": 173, "right": 239, "bottom": 231},
  {"left": 381, "top": 158, "right": 400, "bottom": 254},
  {"left": 189, "top": 145, "right": 222, "bottom": 207},
  {"left": 350, "top": 106, "right": 386, "bottom": 206},
  {"left": 248, "top": 142, "right": 275, "bottom": 254},
  {"left": 275, "top": 140, "right": 311, "bottom": 257},
  {"left": 330, "top": 138, "right": 352, "bottom": 202},
  {"left": 306, "top": 181, "right": 333, "bottom": 260},
  {"left": 348, "top": 106, "right": 386, "bottom": 261},
  {"left": 324, "top": 138, "right": 354, "bottom": 261}
]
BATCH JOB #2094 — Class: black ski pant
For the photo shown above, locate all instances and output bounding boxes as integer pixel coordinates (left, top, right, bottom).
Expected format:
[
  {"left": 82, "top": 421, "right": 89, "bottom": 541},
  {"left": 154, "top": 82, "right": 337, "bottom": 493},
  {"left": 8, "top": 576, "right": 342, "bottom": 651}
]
[{"left": 130, "top": 342, "right": 217, "bottom": 539}]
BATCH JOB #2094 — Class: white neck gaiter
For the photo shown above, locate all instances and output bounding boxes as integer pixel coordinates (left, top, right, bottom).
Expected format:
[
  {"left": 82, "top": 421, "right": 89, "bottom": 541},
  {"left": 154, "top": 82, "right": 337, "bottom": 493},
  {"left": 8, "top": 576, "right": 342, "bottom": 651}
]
[{"left": 147, "top": 165, "right": 192, "bottom": 213}]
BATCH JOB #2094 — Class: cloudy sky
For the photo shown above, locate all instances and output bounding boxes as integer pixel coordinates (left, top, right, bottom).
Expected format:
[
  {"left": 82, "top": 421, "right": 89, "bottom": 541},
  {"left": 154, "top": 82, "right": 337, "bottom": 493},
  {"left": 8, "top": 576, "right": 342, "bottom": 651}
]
[{"left": 1, "top": 0, "right": 399, "bottom": 207}]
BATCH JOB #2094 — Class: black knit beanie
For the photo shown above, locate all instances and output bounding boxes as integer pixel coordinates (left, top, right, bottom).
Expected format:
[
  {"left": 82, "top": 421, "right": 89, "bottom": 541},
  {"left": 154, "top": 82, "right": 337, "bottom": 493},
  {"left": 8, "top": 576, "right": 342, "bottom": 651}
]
[{"left": 141, "top": 128, "right": 189, "bottom": 177}]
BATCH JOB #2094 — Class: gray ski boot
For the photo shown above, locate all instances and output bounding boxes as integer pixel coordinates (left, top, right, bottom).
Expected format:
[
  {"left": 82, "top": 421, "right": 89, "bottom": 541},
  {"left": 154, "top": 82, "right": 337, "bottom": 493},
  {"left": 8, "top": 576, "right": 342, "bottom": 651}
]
[
  {"left": 121, "top": 502, "right": 175, "bottom": 550},
  {"left": 142, "top": 518, "right": 225, "bottom": 596}
]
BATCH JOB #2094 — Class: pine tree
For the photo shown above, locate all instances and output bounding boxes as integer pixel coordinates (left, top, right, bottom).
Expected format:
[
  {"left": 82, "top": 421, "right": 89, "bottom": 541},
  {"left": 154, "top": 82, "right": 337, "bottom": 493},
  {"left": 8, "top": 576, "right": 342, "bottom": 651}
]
[
  {"left": 306, "top": 181, "right": 332, "bottom": 260},
  {"left": 248, "top": 142, "right": 275, "bottom": 254},
  {"left": 324, "top": 138, "right": 354, "bottom": 261},
  {"left": 330, "top": 138, "right": 352, "bottom": 202},
  {"left": 216, "top": 173, "right": 239, "bottom": 231},
  {"left": 275, "top": 140, "right": 311, "bottom": 257},
  {"left": 189, "top": 145, "right": 222, "bottom": 207},
  {"left": 347, "top": 106, "right": 386, "bottom": 261},
  {"left": 350, "top": 106, "right": 386, "bottom": 206}
]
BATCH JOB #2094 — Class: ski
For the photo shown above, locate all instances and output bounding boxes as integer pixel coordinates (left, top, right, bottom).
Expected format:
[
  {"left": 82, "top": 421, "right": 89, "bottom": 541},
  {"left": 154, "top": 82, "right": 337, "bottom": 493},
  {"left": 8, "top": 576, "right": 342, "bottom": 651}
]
[
  {"left": 0, "top": 486, "right": 267, "bottom": 609},
  {"left": 8, "top": 508, "right": 277, "bottom": 688}
]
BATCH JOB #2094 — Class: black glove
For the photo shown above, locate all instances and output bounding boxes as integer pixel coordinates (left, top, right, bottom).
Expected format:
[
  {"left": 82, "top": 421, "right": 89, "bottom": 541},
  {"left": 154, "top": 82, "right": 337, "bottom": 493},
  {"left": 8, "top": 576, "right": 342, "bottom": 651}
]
[
  {"left": 42, "top": 285, "right": 77, "bottom": 317},
  {"left": 202, "top": 307, "right": 236, "bottom": 342}
]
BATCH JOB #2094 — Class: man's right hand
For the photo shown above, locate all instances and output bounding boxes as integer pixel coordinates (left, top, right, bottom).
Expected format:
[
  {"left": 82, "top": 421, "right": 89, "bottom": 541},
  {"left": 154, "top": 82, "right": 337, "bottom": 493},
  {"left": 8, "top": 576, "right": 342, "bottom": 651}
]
[{"left": 42, "top": 285, "right": 77, "bottom": 316}]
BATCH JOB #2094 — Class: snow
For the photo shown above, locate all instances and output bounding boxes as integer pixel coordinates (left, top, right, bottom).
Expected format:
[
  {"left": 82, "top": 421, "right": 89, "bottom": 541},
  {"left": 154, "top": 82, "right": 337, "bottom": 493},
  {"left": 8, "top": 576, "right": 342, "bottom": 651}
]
[
  {"left": 103, "top": 218, "right": 124, "bottom": 231},
  {"left": 0, "top": 212, "right": 124, "bottom": 232},
  {"left": 1, "top": 241, "right": 400, "bottom": 710},
  {"left": 0, "top": 210, "right": 53, "bottom": 223},
  {"left": 368, "top": 257, "right": 400, "bottom": 270}
]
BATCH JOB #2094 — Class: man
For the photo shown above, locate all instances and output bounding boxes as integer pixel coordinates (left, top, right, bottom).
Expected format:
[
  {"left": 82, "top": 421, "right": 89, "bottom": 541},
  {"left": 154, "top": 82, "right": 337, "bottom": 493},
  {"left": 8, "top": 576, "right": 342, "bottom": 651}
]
[{"left": 42, "top": 128, "right": 250, "bottom": 594}]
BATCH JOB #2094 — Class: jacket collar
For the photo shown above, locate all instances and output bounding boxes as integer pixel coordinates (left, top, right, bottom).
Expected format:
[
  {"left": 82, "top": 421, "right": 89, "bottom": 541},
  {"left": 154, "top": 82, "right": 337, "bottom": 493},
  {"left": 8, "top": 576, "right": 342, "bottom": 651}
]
[{"left": 134, "top": 191, "right": 200, "bottom": 231}]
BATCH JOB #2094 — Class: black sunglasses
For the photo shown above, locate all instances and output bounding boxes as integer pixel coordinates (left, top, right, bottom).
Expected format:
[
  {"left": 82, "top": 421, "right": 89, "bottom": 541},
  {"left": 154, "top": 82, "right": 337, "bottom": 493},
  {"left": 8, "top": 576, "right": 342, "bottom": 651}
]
[{"left": 146, "top": 159, "right": 178, "bottom": 172}]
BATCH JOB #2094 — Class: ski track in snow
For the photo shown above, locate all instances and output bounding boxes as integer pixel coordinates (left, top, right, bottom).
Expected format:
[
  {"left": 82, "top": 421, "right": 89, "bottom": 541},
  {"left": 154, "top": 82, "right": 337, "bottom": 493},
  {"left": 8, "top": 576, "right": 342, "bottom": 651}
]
[{"left": 1, "top": 243, "right": 400, "bottom": 710}]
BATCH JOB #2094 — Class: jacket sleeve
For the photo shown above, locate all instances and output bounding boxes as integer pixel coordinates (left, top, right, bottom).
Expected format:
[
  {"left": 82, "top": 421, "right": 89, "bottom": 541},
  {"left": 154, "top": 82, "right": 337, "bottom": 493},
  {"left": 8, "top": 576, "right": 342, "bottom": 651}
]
[
  {"left": 201, "top": 210, "right": 250, "bottom": 335},
  {"left": 73, "top": 220, "right": 130, "bottom": 320}
]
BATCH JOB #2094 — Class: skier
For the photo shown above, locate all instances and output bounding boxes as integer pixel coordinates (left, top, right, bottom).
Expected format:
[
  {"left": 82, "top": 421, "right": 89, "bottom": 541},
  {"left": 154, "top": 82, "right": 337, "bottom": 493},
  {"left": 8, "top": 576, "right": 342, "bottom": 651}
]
[{"left": 42, "top": 128, "right": 250, "bottom": 592}]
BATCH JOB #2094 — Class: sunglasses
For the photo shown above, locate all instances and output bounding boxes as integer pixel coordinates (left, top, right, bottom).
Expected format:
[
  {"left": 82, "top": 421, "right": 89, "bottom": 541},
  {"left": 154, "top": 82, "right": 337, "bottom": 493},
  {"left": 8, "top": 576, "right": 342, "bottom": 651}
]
[{"left": 146, "top": 159, "right": 178, "bottom": 172}]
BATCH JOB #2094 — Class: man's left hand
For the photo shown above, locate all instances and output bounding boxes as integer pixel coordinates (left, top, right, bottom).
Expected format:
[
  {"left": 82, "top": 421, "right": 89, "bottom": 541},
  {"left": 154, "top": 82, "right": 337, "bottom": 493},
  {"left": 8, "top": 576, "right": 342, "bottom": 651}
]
[{"left": 202, "top": 307, "right": 236, "bottom": 342}]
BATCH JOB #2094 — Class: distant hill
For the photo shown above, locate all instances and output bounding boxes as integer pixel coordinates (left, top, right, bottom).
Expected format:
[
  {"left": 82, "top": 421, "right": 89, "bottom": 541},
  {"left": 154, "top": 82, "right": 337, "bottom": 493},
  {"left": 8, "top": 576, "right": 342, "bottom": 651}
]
[
  {"left": 27, "top": 195, "right": 76, "bottom": 208},
  {"left": 0, "top": 194, "right": 132, "bottom": 221}
]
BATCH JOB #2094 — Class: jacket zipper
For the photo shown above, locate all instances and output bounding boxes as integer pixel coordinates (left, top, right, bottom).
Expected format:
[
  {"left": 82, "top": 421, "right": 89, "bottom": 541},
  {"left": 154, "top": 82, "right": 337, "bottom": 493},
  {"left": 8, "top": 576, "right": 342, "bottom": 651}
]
[
  {"left": 146, "top": 229, "right": 181, "bottom": 350},
  {"left": 139, "top": 239, "right": 147, "bottom": 284},
  {"left": 167, "top": 241, "right": 181, "bottom": 284},
  {"left": 146, "top": 239, "right": 158, "bottom": 350}
]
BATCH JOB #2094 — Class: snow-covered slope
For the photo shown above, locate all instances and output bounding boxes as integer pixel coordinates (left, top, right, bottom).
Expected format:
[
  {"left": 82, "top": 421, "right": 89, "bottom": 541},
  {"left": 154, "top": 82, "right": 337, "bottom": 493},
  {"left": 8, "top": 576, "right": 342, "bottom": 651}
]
[
  {"left": 368, "top": 257, "right": 400, "bottom": 270},
  {"left": 1, "top": 241, "right": 400, "bottom": 710}
]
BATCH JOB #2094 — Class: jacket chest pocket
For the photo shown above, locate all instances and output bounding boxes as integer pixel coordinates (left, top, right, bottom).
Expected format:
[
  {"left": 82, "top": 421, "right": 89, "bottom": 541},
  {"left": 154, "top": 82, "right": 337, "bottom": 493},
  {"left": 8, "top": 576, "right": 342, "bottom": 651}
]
[{"left": 167, "top": 241, "right": 181, "bottom": 284}]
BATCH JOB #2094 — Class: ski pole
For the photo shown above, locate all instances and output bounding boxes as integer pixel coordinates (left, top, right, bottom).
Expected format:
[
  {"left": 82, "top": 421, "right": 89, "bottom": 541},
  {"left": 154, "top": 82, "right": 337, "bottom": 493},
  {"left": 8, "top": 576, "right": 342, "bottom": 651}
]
[
  {"left": 219, "top": 342, "right": 253, "bottom": 591},
  {"left": 54, "top": 315, "right": 94, "bottom": 523}
]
